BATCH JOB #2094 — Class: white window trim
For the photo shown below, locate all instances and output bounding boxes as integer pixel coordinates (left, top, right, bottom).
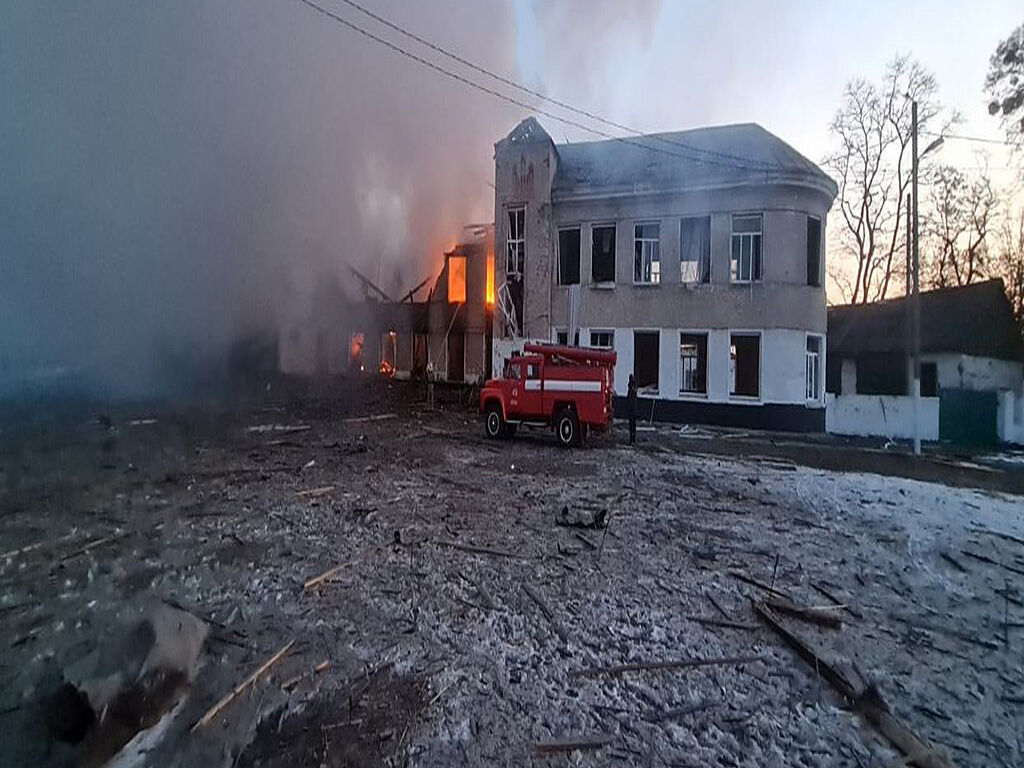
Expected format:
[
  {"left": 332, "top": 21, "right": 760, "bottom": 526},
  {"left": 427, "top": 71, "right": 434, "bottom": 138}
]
[
  {"left": 730, "top": 213, "right": 763, "bottom": 285},
  {"left": 556, "top": 225, "right": 582, "bottom": 287},
  {"left": 728, "top": 329, "right": 763, "bottom": 402},
  {"left": 633, "top": 221, "right": 661, "bottom": 286},
  {"left": 632, "top": 328, "right": 661, "bottom": 396},
  {"left": 678, "top": 329, "right": 709, "bottom": 399},
  {"left": 552, "top": 327, "right": 579, "bottom": 346},
  {"left": 805, "top": 332, "right": 824, "bottom": 403},
  {"left": 505, "top": 206, "right": 526, "bottom": 277},
  {"left": 590, "top": 222, "right": 617, "bottom": 287},
  {"left": 589, "top": 329, "right": 615, "bottom": 349},
  {"left": 680, "top": 216, "right": 711, "bottom": 285}
]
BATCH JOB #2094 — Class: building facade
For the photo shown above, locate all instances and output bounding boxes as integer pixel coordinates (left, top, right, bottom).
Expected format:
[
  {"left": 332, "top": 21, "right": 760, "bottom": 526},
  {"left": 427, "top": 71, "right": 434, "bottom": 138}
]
[{"left": 492, "top": 118, "right": 838, "bottom": 431}]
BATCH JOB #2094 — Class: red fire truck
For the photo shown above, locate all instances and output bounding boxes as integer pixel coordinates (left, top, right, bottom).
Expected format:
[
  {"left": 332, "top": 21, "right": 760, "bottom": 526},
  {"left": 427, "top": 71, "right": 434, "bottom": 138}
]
[{"left": 480, "top": 343, "right": 617, "bottom": 447}]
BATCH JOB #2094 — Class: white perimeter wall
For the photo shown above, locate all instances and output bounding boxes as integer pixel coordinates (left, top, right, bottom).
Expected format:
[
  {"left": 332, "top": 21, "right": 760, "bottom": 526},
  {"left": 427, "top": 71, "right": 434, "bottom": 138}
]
[{"left": 826, "top": 393, "right": 940, "bottom": 441}]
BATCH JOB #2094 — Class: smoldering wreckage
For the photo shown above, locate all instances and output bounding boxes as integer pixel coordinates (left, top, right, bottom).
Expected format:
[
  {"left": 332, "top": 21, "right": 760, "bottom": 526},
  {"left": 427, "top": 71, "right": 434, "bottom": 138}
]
[{"left": 3, "top": 119, "right": 1024, "bottom": 768}]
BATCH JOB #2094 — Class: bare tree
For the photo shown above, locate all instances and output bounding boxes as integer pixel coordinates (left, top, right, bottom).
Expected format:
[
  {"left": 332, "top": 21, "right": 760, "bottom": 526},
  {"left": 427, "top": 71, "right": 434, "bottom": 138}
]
[
  {"left": 825, "top": 56, "right": 956, "bottom": 304},
  {"left": 995, "top": 207, "right": 1024, "bottom": 335},
  {"left": 986, "top": 23, "right": 1024, "bottom": 154},
  {"left": 923, "top": 163, "right": 997, "bottom": 288}
]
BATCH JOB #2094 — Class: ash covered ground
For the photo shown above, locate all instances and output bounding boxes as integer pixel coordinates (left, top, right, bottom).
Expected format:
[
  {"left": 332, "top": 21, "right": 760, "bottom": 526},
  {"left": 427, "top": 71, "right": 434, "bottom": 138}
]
[{"left": 2, "top": 381, "right": 1023, "bottom": 767}]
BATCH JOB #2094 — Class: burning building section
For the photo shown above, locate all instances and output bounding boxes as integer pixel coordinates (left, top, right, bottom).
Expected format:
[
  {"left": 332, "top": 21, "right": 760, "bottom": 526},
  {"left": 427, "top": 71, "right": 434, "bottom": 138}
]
[{"left": 279, "top": 225, "right": 493, "bottom": 385}]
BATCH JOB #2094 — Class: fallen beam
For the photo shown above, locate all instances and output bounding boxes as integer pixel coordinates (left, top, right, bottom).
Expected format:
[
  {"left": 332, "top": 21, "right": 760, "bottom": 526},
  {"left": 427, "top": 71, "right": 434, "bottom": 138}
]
[
  {"left": 765, "top": 596, "right": 843, "bottom": 628},
  {"left": 436, "top": 540, "right": 518, "bottom": 559},
  {"left": 727, "top": 570, "right": 793, "bottom": 601},
  {"left": 534, "top": 734, "right": 614, "bottom": 756},
  {"left": 303, "top": 561, "right": 354, "bottom": 591},
  {"left": 523, "top": 583, "right": 569, "bottom": 644},
  {"left": 574, "top": 654, "right": 768, "bottom": 679},
  {"left": 685, "top": 615, "right": 760, "bottom": 631},
  {"left": 753, "top": 602, "right": 956, "bottom": 768},
  {"left": 811, "top": 582, "right": 864, "bottom": 620},
  {"left": 192, "top": 639, "right": 295, "bottom": 731},
  {"left": 961, "top": 549, "right": 1024, "bottom": 577},
  {"left": 296, "top": 485, "right": 335, "bottom": 498},
  {"left": 339, "top": 413, "right": 397, "bottom": 425}
]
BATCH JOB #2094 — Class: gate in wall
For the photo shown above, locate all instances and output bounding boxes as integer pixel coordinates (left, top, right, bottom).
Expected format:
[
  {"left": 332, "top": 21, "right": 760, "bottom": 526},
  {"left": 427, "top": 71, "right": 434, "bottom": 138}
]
[{"left": 938, "top": 389, "right": 999, "bottom": 446}]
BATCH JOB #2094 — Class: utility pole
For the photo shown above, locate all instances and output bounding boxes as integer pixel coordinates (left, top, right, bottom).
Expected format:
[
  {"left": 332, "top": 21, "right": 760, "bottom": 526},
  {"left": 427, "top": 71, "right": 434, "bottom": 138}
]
[
  {"left": 905, "top": 193, "right": 912, "bottom": 396},
  {"left": 911, "top": 100, "right": 921, "bottom": 456}
]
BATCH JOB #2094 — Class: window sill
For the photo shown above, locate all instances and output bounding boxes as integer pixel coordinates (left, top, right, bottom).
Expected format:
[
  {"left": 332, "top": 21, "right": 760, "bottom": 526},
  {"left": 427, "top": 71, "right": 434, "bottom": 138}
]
[
  {"left": 632, "top": 281, "right": 661, "bottom": 288},
  {"left": 556, "top": 282, "right": 581, "bottom": 289},
  {"left": 730, "top": 279, "right": 763, "bottom": 286},
  {"left": 678, "top": 391, "right": 708, "bottom": 400},
  {"left": 590, "top": 282, "right": 616, "bottom": 290},
  {"left": 729, "top": 394, "right": 762, "bottom": 403}
]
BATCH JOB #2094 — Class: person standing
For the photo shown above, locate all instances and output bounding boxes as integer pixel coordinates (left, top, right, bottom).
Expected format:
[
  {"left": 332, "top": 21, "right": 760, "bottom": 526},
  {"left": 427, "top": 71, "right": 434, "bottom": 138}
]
[{"left": 627, "top": 374, "right": 637, "bottom": 445}]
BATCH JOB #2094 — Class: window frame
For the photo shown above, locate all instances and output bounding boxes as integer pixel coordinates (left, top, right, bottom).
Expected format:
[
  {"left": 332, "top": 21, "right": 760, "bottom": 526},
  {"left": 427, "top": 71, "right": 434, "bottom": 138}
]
[
  {"left": 680, "top": 215, "right": 711, "bottom": 285},
  {"left": 730, "top": 213, "right": 763, "bottom": 284},
  {"left": 589, "top": 329, "right": 614, "bottom": 349},
  {"left": 805, "top": 334, "right": 823, "bottom": 402},
  {"left": 678, "top": 331, "right": 709, "bottom": 397},
  {"left": 505, "top": 206, "right": 526, "bottom": 277},
  {"left": 728, "top": 330, "right": 762, "bottom": 400},
  {"left": 632, "top": 328, "right": 661, "bottom": 394},
  {"left": 556, "top": 225, "right": 582, "bottom": 287},
  {"left": 591, "top": 222, "right": 617, "bottom": 286},
  {"left": 806, "top": 215, "right": 822, "bottom": 287},
  {"left": 553, "top": 328, "right": 580, "bottom": 346},
  {"left": 633, "top": 221, "right": 661, "bottom": 285}
]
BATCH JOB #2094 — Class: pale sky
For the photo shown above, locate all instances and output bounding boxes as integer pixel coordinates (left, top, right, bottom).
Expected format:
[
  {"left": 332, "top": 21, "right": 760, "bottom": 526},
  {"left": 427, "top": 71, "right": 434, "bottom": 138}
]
[{"left": 2, "top": 0, "right": 1021, "bottom": 395}]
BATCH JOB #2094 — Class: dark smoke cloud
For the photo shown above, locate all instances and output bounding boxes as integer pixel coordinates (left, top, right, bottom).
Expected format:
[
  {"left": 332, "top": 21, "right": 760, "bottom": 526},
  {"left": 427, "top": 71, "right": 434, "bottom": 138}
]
[{"left": 0, "top": 0, "right": 658, "bottom": 399}]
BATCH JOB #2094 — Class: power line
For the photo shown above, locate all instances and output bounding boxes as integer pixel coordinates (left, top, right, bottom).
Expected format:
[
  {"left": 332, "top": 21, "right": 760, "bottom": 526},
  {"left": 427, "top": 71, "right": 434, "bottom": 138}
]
[
  {"left": 923, "top": 130, "right": 1020, "bottom": 147},
  {"left": 335, "top": 0, "right": 783, "bottom": 171},
  {"left": 293, "top": 0, "right": 782, "bottom": 173}
]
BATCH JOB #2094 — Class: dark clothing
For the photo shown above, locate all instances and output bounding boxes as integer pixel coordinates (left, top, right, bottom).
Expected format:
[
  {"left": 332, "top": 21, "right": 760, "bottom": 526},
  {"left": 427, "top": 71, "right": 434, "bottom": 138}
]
[{"left": 627, "top": 382, "right": 637, "bottom": 444}]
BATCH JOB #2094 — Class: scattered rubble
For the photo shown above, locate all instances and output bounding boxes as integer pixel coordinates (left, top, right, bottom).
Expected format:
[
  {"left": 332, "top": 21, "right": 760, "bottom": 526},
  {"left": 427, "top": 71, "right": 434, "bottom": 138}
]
[{"left": 1, "top": 383, "right": 1022, "bottom": 766}]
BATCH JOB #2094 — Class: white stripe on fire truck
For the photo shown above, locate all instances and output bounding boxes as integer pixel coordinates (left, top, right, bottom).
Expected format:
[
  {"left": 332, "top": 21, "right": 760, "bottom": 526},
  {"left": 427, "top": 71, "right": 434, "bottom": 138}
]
[{"left": 523, "top": 380, "right": 602, "bottom": 392}]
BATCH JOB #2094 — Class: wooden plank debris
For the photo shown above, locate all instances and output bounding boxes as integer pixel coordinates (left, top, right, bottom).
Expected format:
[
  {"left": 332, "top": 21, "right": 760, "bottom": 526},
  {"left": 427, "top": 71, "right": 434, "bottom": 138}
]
[
  {"left": 574, "top": 654, "right": 768, "bottom": 679},
  {"left": 961, "top": 549, "right": 1024, "bottom": 577},
  {"left": 574, "top": 532, "right": 597, "bottom": 550},
  {"left": 765, "top": 596, "right": 843, "bottom": 628},
  {"left": 192, "top": 639, "right": 295, "bottom": 731},
  {"left": 339, "top": 413, "right": 397, "bottom": 425},
  {"left": 59, "top": 534, "right": 123, "bottom": 562},
  {"left": 436, "top": 540, "right": 518, "bottom": 559},
  {"left": 1, "top": 529, "right": 79, "bottom": 560},
  {"left": 728, "top": 570, "right": 793, "bottom": 600},
  {"left": 533, "top": 734, "right": 614, "bottom": 756},
  {"left": 685, "top": 615, "right": 760, "bottom": 631},
  {"left": 303, "top": 561, "right": 354, "bottom": 592},
  {"left": 523, "top": 583, "right": 569, "bottom": 644},
  {"left": 281, "top": 659, "right": 329, "bottom": 691},
  {"left": 753, "top": 602, "right": 956, "bottom": 768},
  {"left": 811, "top": 582, "right": 864, "bottom": 620},
  {"left": 296, "top": 486, "right": 335, "bottom": 498},
  {"left": 939, "top": 552, "right": 967, "bottom": 573}
]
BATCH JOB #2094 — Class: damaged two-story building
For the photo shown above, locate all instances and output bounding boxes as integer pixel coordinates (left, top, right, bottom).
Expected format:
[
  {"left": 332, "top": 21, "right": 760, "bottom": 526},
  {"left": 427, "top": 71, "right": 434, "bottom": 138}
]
[{"left": 492, "top": 117, "right": 838, "bottom": 431}]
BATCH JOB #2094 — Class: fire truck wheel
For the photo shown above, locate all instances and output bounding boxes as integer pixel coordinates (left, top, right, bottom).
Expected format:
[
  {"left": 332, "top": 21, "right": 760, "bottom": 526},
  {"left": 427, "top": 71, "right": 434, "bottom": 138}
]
[
  {"left": 485, "top": 404, "right": 505, "bottom": 439},
  {"left": 556, "top": 407, "right": 580, "bottom": 448}
]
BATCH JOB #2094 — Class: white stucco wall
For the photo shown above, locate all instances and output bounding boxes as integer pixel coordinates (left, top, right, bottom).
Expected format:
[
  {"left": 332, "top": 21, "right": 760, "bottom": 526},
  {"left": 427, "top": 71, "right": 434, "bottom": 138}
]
[
  {"left": 997, "top": 390, "right": 1024, "bottom": 445},
  {"left": 825, "top": 393, "right": 940, "bottom": 441},
  {"left": 926, "top": 354, "right": 1023, "bottom": 392}
]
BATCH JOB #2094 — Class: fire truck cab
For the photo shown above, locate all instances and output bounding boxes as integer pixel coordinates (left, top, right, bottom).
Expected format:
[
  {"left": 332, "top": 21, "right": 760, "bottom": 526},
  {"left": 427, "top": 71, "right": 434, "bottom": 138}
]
[{"left": 480, "top": 343, "right": 617, "bottom": 447}]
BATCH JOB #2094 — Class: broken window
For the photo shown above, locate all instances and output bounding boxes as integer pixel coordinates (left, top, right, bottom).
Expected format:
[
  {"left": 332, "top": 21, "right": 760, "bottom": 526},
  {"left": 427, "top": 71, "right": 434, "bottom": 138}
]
[
  {"left": 730, "top": 333, "right": 760, "bottom": 397},
  {"left": 921, "top": 361, "right": 938, "bottom": 397},
  {"left": 555, "top": 329, "right": 579, "bottom": 346},
  {"left": 634, "top": 222, "right": 660, "bottom": 284},
  {"left": 447, "top": 255, "right": 466, "bottom": 303},
  {"left": 349, "top": 332, "right": 365, "bottom": 372},
  {"left": 807, "top": 216, "right": 822, "bottom": 287},
  {"left": 633, "top": 331, "right": 660, "bottom": 392},
  {"left": 506, "top": 207, "right": 525, "bottom": 276},
  {"left": 557, "top": 227, "right": 581, "bottom": 286},
  {"left": 590, "top": 330, "right": 614, "bottom": 349},
  {"left": 485, "top": 253, "right": 495, "bottom": 305},
  {"left": 679, "top": 333, "right": 708, "bottom": 394},
  {"left": 592, "top": 224, "right": 616, "bottom": 283},
  {"left": 680, "top": 216, "right": 711, "bottom": 283},
  {"left": 731, "top": 214, "right": 762, "bottom": 283},
  {"left": 805, "top": 335, "right": 822, "bottom": 400}
]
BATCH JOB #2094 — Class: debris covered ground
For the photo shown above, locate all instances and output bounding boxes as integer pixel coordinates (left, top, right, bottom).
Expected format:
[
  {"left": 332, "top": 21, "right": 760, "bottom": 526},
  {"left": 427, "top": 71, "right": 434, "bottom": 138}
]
[{"left": 2, "top": 382, "right": 1023, "bottom": 767}]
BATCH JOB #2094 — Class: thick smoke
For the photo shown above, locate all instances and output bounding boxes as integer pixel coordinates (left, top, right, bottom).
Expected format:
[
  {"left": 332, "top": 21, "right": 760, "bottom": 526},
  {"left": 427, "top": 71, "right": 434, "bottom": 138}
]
[{"left": 0, "top": 0, "right": 660, "bottom": 400}]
